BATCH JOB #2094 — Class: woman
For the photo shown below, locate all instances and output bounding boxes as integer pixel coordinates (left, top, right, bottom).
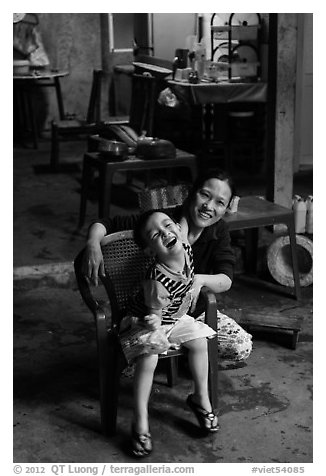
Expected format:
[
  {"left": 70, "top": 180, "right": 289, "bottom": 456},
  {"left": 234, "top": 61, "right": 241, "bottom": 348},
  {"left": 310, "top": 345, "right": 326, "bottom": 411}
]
[{"left": 82, "top": 169, "right": 252, "bottom": 361}]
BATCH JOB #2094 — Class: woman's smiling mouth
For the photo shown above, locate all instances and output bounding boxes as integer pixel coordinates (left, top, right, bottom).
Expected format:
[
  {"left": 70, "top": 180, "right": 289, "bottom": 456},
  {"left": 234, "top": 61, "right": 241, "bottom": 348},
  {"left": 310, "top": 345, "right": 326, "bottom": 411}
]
[{"left": 198, "top": 208, "right": 213, "bottom": 220}]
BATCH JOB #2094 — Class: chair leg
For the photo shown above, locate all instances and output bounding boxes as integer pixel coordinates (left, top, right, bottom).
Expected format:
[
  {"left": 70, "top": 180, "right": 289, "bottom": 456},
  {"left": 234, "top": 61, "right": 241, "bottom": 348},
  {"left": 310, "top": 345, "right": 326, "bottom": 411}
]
[
  {"left": 100, "top": 333, "right": 126, "bottom": 436},
  {"left": 166, "top": 357, "right": 178, "bottom": 387},
  {"left": 291, "top": 331, "right": 299, "bottom": 350},
  {"left": 244, "top": 228, "right": 259, "bottom": 274},
  {"left": 208, "top": 337, "right": 219, "bottom": 412}
]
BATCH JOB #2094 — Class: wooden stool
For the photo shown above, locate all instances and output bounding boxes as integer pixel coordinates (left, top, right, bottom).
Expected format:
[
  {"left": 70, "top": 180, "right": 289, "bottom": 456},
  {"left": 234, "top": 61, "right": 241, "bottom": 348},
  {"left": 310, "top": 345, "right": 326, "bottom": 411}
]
[{"left": 239, "top": 310, "right": 304, "bottom": 350}]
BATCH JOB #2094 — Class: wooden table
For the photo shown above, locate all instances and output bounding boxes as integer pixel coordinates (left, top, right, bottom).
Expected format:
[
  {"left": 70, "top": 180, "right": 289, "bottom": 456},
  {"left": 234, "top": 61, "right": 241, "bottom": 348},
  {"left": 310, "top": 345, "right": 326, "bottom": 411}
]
[
  {"left": 167, "top": 79, "right": 268, "bottom": 174},
  {"left": 167, "top": 79, "right": 268, "bottom": 105},
  {"left": 13, "top": 69, "right": 69, "bottom": 148},
  {"left": 224, "top": 196, "right": 301, "bottom": 300},
  {"left": 78, "top": 150, "right": 197, "bottom": 228}
]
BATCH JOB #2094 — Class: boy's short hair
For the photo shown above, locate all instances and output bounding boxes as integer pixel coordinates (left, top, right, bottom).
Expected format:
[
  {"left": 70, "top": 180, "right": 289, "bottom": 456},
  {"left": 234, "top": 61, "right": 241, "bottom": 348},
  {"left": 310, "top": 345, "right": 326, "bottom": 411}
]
[{"left": 134, "top": 209, "right": 175, "bottom": 249}]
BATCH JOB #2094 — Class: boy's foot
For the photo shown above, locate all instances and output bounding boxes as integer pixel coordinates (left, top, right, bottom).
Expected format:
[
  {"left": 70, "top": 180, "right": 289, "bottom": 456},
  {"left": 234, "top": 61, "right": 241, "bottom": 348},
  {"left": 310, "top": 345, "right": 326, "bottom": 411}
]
[
  {"left": 186, "top": 394, "right": 219, "bottom": 433},
  {"left": 131, "top": 426, "right": 153, "bottom": 457}
]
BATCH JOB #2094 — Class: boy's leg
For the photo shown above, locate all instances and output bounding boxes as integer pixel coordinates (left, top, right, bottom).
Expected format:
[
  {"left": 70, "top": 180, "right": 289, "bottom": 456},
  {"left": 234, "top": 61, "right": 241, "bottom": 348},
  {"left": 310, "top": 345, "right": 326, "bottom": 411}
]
[
  {"left": 133, "top": 353, "right": 158, "bottom": 434},
  {"left": 183, "top": 338, "right": 211, "bottom": 411}
]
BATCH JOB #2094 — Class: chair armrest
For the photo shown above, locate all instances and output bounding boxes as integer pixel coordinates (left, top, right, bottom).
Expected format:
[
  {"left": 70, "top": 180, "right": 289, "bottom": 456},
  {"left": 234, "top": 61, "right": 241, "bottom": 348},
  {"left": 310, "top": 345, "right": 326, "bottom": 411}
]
[
  {"left": 201, "top": 286, "right": 217, "bottom": 332},
  {"left": 74, "top": 249, "right": 111, "bottom": 329}
]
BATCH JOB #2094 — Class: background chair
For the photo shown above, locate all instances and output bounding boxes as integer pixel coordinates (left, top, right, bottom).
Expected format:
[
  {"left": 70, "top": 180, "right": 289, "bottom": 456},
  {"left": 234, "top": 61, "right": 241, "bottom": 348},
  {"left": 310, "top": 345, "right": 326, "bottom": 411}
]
[
  {"left": 138, "top": 183, "right": 190, "bottom": 212},
  {"left": 74, "top": 230, "right": 218, "bottom": 436},
  {"left": 108, "top": 72, "right": 160, "bottom": 145},
  {"left": 50, "top": 69, "right": 128, "bottom": 171}
]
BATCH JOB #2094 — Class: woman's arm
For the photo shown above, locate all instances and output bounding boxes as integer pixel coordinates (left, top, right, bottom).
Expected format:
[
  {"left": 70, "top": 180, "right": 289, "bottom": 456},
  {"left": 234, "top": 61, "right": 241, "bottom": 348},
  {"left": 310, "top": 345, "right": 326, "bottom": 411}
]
[
  {"left": 82, "top": 214, "right": 140, "bottom": 285},
  {"left": 190, "top": 273, "right": 232, "bottom": 313}
]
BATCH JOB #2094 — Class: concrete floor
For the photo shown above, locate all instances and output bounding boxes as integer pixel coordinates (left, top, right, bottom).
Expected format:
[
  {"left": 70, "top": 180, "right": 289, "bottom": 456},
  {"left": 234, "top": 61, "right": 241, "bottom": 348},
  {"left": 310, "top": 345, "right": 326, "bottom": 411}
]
[{"left": 13, "top": 138, "right": 313, "bottom": 463}]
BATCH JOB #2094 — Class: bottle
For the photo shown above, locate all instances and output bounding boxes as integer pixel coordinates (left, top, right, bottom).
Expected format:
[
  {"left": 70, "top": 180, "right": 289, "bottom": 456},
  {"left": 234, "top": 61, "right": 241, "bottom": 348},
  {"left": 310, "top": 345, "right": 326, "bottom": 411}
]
[
  {"left": 196, "top": 54, "right": 206, "bottom": 80},
  {"left": 293, "top": 196, "right": 307, "bottom": 234},
  {"left": 305, "top": 195, "right": 313, "bottom": 234},
  {"left": 292, "top": 194, "right": 301, "bottom": 206},
  {"left": 228, "top": 195, "right": 240, "bottom": 213}
]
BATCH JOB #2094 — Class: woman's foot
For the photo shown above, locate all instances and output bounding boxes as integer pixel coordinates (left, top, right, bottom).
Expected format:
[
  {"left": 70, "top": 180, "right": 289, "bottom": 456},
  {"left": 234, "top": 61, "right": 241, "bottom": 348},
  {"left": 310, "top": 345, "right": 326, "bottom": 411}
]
[
  {"left": 186, "top": 394, "right": 219, "bottom": 433},
  {"left": 131, "top": 426, "right": 152, "bottom": 457}
]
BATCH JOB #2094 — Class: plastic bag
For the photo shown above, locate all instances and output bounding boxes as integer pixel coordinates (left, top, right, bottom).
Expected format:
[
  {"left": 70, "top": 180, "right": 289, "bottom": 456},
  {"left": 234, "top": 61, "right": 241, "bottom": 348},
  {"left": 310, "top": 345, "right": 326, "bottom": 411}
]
[
  {"left": 120, "top": 320, "right": 171, "bottom": 363},
  {"left": 158, "top": 88, "right": 179, "bottom": 108}
]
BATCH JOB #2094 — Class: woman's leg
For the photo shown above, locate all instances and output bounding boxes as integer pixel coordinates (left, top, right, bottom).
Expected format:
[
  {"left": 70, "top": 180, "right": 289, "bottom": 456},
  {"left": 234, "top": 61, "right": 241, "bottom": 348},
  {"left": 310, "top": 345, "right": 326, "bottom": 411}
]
[
  {"left": 216, "top": 310, "right": 252, "bottom": 361},
  {"left": 133, "top": 353, "right": 158, "bottom": 434},
  {"left": 196, "top": 310, "right": 252, "bottom": 361},
  {"left": 183, "top": 338, "right": 211, "bottom": 411}
]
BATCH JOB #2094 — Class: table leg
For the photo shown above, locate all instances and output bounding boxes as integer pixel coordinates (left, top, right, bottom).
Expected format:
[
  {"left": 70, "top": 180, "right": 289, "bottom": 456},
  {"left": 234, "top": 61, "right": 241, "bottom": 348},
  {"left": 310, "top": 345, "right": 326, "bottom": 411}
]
[
  {"left": 287, "top": 218, "right": 302, "bottom": 300},
  {"left": 14, "top": 87, "right": 25, "bottom": 144},
  {"left": 79, "top": 157, "right": 92, "bottom": 228},
  {"left": 54, "top": 77, "right": 65, "bottom": 120},
  {"left": 244, "top": 228, "right": 259, "bottom": 274},
  {"left": 26, "top": 87, "right": 38, "bottom": 149}
]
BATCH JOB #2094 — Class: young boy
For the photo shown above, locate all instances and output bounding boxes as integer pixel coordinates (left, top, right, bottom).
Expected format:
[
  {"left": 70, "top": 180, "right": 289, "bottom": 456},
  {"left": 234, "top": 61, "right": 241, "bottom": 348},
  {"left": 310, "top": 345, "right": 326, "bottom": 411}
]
[{"left": 120, "top": 210, "right": 218, "bottom": 457}]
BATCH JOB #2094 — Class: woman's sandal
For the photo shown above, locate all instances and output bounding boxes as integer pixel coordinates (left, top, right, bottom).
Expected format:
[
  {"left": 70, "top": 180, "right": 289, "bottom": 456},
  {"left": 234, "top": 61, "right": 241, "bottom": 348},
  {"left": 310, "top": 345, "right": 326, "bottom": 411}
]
[
  {"left": 186, "top": 394, "right": 219, "bottom": 433},
  {"left": 131, "top": 426, "right": 153, "bottom": 457}
]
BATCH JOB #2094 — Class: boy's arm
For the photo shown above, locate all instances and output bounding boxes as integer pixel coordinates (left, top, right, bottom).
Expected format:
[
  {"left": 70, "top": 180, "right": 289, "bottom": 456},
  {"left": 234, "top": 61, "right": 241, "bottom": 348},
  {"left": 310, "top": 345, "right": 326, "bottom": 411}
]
[
  {"left": 144, "top": 308, "right": 162, "bottom": 331},
  {"left": 143, "top": 279, "right": 169, "bottom": 330}
]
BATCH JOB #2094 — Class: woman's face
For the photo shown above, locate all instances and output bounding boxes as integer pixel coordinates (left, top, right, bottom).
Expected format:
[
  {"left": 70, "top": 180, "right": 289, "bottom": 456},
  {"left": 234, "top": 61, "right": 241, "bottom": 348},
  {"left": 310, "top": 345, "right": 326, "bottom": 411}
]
[{"left": 189, "top": 178, "right": 232, "bottom": 229}]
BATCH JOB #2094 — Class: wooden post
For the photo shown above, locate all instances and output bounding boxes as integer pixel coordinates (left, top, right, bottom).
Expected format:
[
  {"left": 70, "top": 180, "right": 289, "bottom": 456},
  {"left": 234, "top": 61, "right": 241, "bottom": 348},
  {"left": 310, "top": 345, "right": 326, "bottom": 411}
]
[
  {"left": 99, "top": 13, "right": 111, "bottom": 121},
  {"left": 266, "top": 14, "right": 298, "bottom": 209}
]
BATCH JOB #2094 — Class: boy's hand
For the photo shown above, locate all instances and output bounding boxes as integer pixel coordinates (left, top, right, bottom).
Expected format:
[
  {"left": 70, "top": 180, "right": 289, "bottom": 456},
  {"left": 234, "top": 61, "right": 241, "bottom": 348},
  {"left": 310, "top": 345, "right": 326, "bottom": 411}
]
[{"left": 144, "top": 313, "right": 162, "bottom": 331}]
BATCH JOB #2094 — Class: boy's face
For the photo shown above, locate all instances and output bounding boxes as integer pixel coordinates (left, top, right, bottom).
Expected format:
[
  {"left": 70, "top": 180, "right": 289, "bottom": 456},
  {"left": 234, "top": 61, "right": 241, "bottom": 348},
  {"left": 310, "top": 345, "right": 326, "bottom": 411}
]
[{"left": 142, "top": 212, "right": 183, "bottom": 260}]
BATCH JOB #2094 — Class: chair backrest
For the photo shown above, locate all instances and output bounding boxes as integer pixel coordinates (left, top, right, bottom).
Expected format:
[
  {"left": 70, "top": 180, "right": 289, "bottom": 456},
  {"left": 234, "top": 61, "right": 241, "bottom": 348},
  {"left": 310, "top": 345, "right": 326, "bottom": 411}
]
[
  {"left": 100, "top": 230, "right": 153, "bottom": 325},
  {"left": 86, "top": 69, "right": 103, "bottom": 123},
  {"left": 138, "top": 183, "right": 189, "bottom": 212},
  {"left": 128, "top": 73, "right": 158, "bottom": 136}
]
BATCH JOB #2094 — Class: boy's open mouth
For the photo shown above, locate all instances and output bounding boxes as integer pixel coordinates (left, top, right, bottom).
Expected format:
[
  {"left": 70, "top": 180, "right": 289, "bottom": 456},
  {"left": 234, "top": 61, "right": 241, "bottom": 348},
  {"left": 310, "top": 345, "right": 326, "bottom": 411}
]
[{"left": 164, "top": 236, "right": 177, "bottom": 249}]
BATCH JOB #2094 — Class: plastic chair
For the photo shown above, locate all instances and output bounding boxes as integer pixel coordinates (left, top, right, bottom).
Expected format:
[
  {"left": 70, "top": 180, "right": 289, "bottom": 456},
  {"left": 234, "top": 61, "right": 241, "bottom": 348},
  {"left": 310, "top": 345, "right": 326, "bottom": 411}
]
[
  {"left": 50, "top": 69, "right": 128, "bottom": 171},
  {"left": 74, "top": 230, "right": 218, "bottom": 436}
]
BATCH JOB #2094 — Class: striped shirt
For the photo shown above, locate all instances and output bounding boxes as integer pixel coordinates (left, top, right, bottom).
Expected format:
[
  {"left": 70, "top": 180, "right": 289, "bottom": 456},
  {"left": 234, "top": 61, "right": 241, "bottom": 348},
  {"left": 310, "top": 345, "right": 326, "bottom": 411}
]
[{"left": 129, "top": 242, "right": 194, "bottom": 325}]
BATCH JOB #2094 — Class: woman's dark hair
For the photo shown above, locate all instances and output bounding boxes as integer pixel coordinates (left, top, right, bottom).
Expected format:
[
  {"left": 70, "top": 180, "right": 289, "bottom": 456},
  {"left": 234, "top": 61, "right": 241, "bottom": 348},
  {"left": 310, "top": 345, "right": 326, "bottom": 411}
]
[
  {"left": 134, "top": 209, "right": 176, "bottom": 249},
  {"left": 185, "top": 168, "right": 236, "bottom": 207}
]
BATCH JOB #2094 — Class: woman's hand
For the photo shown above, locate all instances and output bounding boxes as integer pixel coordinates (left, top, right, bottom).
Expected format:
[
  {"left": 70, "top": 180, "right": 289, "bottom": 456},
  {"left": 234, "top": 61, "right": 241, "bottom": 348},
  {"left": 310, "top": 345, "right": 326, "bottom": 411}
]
[
  {"left": 190, "top": 273, "right": 232, "bottom": 312},
  {"left": 82, "top": 240, "right": 105, "bottom": 286},
  {"left": 82, "top": 223, "right": 107, "bottom": 286}
]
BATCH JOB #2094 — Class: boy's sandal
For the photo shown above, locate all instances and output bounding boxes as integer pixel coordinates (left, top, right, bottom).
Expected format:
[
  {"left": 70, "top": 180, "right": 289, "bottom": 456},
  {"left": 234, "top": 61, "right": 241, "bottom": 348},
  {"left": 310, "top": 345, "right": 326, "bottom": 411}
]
[
  {"left": 186, "top": 394, "right": 219, "bottom": 433},
  {"left": 131, "top": 426, "right": 153, "bottom": 457}
]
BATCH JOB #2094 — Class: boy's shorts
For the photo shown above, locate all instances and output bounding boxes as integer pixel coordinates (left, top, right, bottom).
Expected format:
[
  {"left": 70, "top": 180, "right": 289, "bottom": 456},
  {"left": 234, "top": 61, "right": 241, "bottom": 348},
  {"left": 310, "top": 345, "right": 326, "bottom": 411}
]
[{"left": 120, "top": 314, "right": 216, "bottom": 364}]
